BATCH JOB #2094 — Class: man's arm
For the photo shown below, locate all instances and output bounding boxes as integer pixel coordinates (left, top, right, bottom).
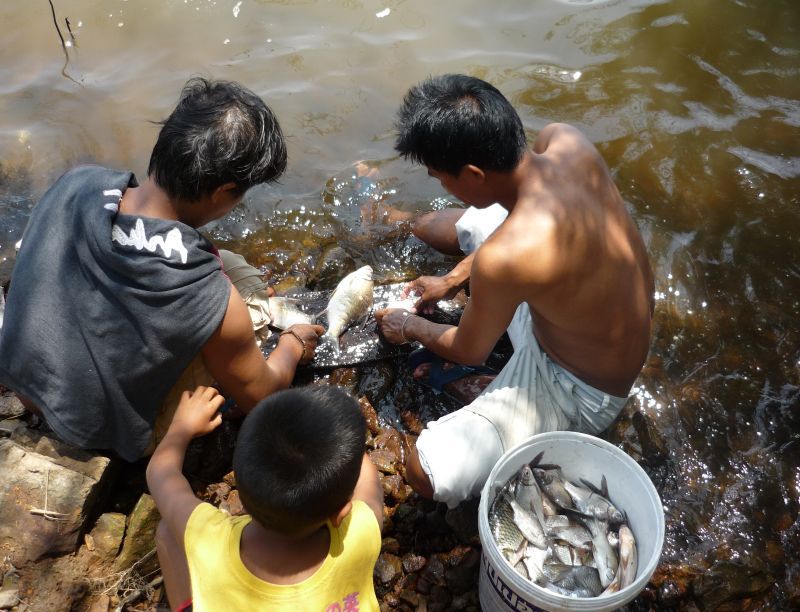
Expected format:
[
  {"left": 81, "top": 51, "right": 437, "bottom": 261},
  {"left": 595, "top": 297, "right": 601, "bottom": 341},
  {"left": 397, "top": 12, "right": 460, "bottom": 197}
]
[
  {"left": 201, "top": 288, "right": 325, "bottom": 411},
  {"left": 146, "top": 386, "right": 225, "bottom": 543},
  {"left": 404, "top": 253, "right": 474, "bottom": 314},
  {"left": 352, "top": 453, "right": 384, "bottom": 531},
  {"left": 378, "top": 244, "right": 523, "bottom": 365}
]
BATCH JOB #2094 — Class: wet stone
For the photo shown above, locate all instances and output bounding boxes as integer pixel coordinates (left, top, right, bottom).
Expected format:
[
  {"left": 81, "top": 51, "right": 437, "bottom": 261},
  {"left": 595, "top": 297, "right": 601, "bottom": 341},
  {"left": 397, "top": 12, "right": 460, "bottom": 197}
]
[
  {"left": 421, "top": 554, "right": 446, "bottom": 587},
  {"left": 381, "top": 474, "right": 411, "bottom": 503},
  {"left": 114, "top": 493, "right": 160, "bottom": 574},
  {"left": 399, "top": 409, "right": 424, "bottom": 435},
  {"left": 359, "top": 396, "right": 381, "bottom": 435},
  {"left": 374, "top": 427, "right": 404, "bottom": 459},
  {"left": 369, "top": 448, "right": 399, "bottom": 474},
  {"left": 374, "top": 552, "right": 403, "bottom": 587},
  {"left": 444, "top": 548, "right": 480, "bottom": 594},
  {"left": 402, "top": 552, "right": 427, "bottom": 573},
  {"left": 381, "top": 537, "right": 400, "bottom": 555},
  {"left": 222, "top": 489, "right": 244, "bottom": 516}
]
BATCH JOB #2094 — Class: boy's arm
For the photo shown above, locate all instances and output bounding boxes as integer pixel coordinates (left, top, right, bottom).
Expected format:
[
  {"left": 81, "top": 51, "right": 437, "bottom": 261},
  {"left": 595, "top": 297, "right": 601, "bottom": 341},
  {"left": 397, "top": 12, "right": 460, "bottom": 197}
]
[
  {"left": 146, "top": 386, "right": 225, "bottom": 543},
  {"left": 352, "top": 453, "right": 384, "bottom": 532},
  {"left": 201, "top": 288, "right": 325, "bottom": 412}
]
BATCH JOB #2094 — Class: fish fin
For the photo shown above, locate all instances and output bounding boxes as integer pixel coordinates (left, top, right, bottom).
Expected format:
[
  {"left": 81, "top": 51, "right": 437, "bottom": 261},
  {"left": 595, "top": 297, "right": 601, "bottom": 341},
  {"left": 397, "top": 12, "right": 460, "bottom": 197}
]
[
  {"left": 528, "top": 451, "right": 545, "bottom": 468},
  {"left": 579, "top": 477, "right": 604, "bottom": 496},
  {"left": 600, "top": 474, "right": 610, "bottom": 498}
]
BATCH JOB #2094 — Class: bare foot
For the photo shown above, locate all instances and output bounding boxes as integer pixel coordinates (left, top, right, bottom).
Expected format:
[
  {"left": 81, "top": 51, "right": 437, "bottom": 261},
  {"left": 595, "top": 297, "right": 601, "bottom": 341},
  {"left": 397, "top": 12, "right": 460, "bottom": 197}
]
[{"left": 413, "top": 362, "right": 495, "bottom": 404}]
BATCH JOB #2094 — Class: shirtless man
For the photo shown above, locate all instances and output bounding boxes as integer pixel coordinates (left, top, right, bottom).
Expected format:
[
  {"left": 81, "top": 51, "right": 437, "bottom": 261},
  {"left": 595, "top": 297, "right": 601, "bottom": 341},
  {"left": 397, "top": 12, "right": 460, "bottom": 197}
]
[
  {"left": 376, "top": 74, "right": 654, "bottom": 507},
  {"left": 0, "top": 78, "right": 324, "bottom": 461}
]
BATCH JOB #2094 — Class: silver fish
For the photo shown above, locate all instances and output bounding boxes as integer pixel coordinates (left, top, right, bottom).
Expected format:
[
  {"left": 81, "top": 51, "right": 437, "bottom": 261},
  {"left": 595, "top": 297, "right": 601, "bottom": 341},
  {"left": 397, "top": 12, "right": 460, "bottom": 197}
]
[
  {"left": 488, "top": 490, "right": 526, "bottom": 556},
  {"left": 522, "top": 544, "right": 550, "bottom": 584},
  {"left": 595, "top": 523, "right": 637, "bottom": 594},
  {"left": 267, "top": 297, "right": 316, "bottom": 330},
  {"left": 320, "top": 265, "right": 374, "bottom": 352},
  {"left": 569, "top": 476, "right": 625, "bottom": 525},
  {"left": 514, "top": 465, "right": 547, "bottom": 529},
  {"left": 541, "top": 564, "right": 604, "bottom": 598},
  {"left": 618, "top": 524, "right": 638, "bottom": 588},
  {"left": 532, "top": 466, "right": 573, "bottom": 509},
  {"left": 550, "top": 523, "right": 593, "bottom": 552},
  {"left": 502, "top": 491, "right": 547, "bottom": 549},
  {"left": 579, "top": 515, "right": 619, "bottom": 588}
]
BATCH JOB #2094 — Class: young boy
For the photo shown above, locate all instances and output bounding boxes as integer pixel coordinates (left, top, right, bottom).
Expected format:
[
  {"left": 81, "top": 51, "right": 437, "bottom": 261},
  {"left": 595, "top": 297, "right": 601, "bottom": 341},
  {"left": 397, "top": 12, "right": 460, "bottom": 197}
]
[{"left": 146, "top": 385, "right": 384, "bottom": 611}]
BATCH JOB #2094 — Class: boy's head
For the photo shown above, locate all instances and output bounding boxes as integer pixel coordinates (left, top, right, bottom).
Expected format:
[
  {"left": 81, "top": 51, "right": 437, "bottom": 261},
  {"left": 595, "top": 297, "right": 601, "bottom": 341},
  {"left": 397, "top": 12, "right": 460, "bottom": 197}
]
[
  {"left": 395, "top": 74, "right": 528, "bottom": 177},
  {"left": 148, "top": 77, "right": 287, "bottom": 203},
  {"left": 233, "top": 386, "right": 366, "bottom": 536}
]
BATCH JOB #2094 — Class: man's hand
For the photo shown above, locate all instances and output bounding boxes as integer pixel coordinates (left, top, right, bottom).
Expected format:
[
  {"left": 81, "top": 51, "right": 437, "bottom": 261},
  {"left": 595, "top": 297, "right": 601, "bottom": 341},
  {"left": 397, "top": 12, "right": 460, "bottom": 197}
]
[
  {"left": 403, "top": 275, "right": 462, "bottom": 315},
  {"left": 167, "top": 386, "right": 225, "bottom": 441},
  {"left": 280, "top": 323, "right": 326, "bottom": 365},
  {"left": 375, "top": 308, "right": 415, "bottom": 345}
]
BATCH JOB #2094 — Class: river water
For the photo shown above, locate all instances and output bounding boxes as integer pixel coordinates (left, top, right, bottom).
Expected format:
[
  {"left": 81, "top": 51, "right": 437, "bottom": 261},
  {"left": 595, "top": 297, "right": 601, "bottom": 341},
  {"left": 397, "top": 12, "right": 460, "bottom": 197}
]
[{"left": 1, "top": 0, "right": 798, "bottom": 608}]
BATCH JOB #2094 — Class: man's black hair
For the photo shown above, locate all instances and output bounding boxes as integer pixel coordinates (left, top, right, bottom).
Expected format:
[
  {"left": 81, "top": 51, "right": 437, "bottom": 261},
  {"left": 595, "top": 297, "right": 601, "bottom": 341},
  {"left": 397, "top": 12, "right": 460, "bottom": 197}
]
[
  {"left": 395, "top": 74, "right": 528, "bottom": 176},
  {"left": 148, "top": 77, "right": 287, "bottom": 202},
  {"left": 233, "top": 386, "right": 366, "bottom": 535}
]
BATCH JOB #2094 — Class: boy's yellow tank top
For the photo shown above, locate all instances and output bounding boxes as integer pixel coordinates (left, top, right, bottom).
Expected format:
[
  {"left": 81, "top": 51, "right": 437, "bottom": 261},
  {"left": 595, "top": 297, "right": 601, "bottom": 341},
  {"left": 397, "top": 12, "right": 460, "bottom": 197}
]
[{"left": 184, "top": 500, "right": 381, "bottom": 611}]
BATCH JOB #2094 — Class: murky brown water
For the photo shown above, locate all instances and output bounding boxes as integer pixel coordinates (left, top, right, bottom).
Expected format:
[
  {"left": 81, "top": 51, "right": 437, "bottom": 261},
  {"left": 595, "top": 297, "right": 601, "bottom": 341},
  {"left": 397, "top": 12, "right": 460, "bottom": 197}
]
[{"left": 1, "top": 0, "right": 798, "bottom": 607}]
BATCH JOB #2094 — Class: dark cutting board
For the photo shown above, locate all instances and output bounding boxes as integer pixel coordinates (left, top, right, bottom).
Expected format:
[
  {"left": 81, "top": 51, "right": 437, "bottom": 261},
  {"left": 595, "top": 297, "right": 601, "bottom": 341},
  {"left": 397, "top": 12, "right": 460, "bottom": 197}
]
[{"left": 259, "top": 282, "right": 465, "bottom": 369}]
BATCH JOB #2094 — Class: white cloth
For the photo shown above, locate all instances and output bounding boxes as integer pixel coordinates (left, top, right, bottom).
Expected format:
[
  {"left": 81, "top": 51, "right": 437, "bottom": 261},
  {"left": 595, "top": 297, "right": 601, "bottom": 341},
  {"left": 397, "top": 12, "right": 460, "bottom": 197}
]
[
  {"left": 415, "top": 205, "right": 629, "bottom": 508},
  {"left": 218, "top": 249, "right": 273, "bottom": 346}
]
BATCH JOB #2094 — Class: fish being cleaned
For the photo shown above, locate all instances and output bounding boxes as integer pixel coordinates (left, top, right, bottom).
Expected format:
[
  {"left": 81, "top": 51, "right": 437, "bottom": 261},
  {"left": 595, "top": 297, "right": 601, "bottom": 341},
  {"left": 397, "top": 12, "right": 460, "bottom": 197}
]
[
  {"left": 267, "top": 297, "right": 316, "bottom": 330},
  {"left": 319, "top": 265, "right": 374, "bottom": 353}
]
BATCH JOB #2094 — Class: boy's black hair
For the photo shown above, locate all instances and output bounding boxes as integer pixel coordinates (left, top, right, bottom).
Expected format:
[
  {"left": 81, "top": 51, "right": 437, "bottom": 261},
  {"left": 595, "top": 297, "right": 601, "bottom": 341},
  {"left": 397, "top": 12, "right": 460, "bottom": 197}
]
[
  {"left": 233, "top": 386, "right": 367, "bottom": 535},
  {"left": 395, "top": 74, "right": 528, "bottom": 176},
  {"left": 148, "top": 77, "right": 287, "bottom": 202}
]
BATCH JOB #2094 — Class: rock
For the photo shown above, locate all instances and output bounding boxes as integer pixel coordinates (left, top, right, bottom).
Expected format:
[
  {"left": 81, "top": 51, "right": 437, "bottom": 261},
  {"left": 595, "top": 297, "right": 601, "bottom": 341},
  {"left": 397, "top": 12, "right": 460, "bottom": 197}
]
[
  {"left": 374, "top": 552, "right": 403, "bottom": 587},
  {"left": 444, "top": 548, "right": 480, "bottom": 594},
  {"left": 402, "top": 553, "right": 427, "bottom": 574},
  {"left": 381, "top": 474, "right": 412, "bottom": 504},
  {"left": 0, "top": 589, "right": 20, "bottom": 609},
  {"left": 222, "top": 489, "right": 244, "bottom": 516},
  {"left": 0, "top": 393, "right": 24, "bottom": 419},
  {"left": 374, "top": 428, "right": 404, "bottom": 462},
  {"left": 0, "top": 437, "right": 113, "bottom": 564},
  {"left": 88, "top": 513, "right": 126, "bottom": 566},
  {"left": 381, "top": 537, "right": 401, "bottom": 555},
  {"left": 369, "top": 448, "right": 399, "bottom": 475},
  {"left": 204, "top": 481, "right": 231, "bottom": 505},
  {"left": 114, "top": 494, "right": 160, "bottom": 575},
  {"left": 399, "top": 409, "right": 424, "bottom": 435},
  {"left": 359, "top": 396, "right": 380, "bottom": 435},
  {"left": 445, "top": 498, "right": 480, "bottom": 544},
  {"left": 86, "top": 593, "right": 110, "bottom": 612}
]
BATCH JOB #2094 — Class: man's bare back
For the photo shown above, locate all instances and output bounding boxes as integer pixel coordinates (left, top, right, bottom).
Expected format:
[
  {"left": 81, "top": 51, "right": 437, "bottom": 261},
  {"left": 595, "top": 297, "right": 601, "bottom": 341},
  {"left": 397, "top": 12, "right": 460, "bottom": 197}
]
[{"left": 479, "top": 123, "right": 654, "bottom": 396}]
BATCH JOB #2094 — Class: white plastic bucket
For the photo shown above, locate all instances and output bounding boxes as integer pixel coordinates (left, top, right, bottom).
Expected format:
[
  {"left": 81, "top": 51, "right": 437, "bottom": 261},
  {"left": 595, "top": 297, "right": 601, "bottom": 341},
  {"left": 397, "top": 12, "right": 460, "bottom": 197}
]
[{"left": 477, "top": 431, "right": 664, "bottom": 612}]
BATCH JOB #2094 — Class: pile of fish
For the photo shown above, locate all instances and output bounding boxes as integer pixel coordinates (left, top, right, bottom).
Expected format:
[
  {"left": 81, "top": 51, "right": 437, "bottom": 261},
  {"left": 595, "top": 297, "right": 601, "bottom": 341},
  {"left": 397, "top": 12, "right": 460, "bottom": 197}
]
[{"left": 488, "top": 452, "right": 638, "bottom": 598}]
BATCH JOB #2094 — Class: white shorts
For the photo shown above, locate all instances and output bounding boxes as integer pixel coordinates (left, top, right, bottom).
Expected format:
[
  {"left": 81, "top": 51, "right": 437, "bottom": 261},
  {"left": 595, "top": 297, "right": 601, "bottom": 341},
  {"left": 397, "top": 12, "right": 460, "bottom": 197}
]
[{"left": 416, "top": 205, "right": 629, "bottom": 508}]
